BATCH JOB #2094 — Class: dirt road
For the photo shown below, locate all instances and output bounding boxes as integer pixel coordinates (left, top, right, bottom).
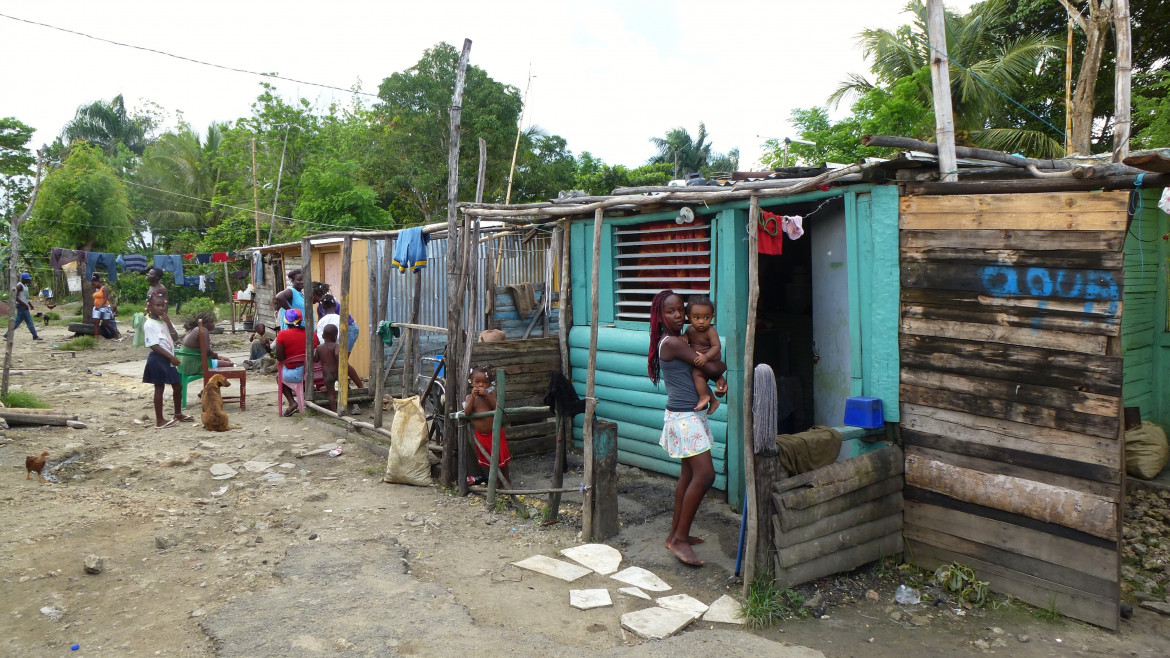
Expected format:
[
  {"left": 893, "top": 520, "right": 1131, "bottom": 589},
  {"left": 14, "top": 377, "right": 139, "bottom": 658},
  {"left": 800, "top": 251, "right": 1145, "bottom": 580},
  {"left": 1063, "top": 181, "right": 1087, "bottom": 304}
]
[{"left": 2, "top": 319, "right": 1167, "bottom": 656}]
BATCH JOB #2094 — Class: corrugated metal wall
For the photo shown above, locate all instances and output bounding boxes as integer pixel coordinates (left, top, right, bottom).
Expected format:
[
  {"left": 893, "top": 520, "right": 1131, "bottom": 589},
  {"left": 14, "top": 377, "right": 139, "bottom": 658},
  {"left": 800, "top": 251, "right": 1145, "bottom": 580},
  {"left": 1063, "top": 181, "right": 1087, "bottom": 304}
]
[{"left": 370, "top": 232, "right": 555, "bottom": 335}]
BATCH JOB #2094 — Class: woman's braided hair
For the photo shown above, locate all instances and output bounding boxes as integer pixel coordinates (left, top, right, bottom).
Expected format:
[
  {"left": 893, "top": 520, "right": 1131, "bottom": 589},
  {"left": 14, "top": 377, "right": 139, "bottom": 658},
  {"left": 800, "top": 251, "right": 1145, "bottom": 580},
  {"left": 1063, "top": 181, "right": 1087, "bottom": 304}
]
[{"left": 647, "top": 289, "right": 676, "bottom": 385}]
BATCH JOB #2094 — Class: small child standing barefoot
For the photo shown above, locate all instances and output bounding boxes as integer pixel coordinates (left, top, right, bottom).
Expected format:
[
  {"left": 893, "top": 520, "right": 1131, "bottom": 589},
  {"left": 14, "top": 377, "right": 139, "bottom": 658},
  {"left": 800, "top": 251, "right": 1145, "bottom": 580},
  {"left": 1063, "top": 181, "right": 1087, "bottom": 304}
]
[
  {"left": 314, "top": 324, "right": 342, "bottom": 412},
  {"left": 142, "top": 295, "right": 186, "bottom": 428},
  {"left": 683, "top": 296, "right": 725, "bottom": 414},
  {"left": 463, "top": 366, "right": 511, "bottom": 485}
]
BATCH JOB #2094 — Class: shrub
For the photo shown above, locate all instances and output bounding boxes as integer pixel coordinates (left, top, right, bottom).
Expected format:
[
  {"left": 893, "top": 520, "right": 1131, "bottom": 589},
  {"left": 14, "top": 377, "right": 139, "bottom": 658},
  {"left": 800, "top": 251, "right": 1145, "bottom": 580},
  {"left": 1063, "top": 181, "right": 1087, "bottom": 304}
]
[
  {"left": 181, "top": 297, "right": 218, "bottom": 324},
  {"left": 1, "top": 390, "right": 50, "bottom": 408},
  {"left": 58, "top": 336, "right": 97, "bottom": 351}
]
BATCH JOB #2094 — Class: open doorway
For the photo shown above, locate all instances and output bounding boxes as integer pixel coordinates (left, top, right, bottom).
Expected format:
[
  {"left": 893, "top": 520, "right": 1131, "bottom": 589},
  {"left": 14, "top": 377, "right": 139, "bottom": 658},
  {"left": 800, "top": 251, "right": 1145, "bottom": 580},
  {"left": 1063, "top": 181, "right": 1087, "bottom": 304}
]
[{"left": 752, "top": 197, "right": 850, "bottom": 433}]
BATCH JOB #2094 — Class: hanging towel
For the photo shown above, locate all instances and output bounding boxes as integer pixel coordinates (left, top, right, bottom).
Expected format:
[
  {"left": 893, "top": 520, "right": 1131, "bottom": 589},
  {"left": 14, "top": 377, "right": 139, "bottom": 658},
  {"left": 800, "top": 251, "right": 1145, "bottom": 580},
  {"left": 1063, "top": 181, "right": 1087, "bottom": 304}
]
[
  {"left": 198, "top": 275, "right": 207, "bottom": 292},
  {"left": 153, "top": 255, "right": 185, "bottom": 283},
  {"left": 50, "top": 248, "right": 87, "bottom": 270},
  {"left": 195, "top": 253, "right": 212, "bottom": 264},
  {"left": 783, "top": 215, "right": 805, "bottom": 240},
  {"left": 252, "top": 252, "right": 264, "bottom": 284},
  {"left": 758, "top": 211, "right": 784, "bottom": 256},
  {"left": 542, "top": 371, "right": 586, "bottom": 418},
  {"left": 183, "top": 276, "right": 201, "bottom": 288},
  {"left": 376, "top": 321, "right": 401, "bottom": 346},
  {"left": 211, "top": 252, "right": 229, "bottom": 263},
  {"left": 505, "top": 283, "right": 536, "bottom": 318},
  {"left": 131, "top": 312, "right": 147, "bottom": 348},
  {"left": 391, "top": 227, "right": 429, "bottom": 273},
  {"left": 119, "top": 254, "right": 148, "bottom": 273},
  {"left": 85, "top": 252, "right": 119, "bottom": 282},
  {"left": 545, "top": 228, "right": 562, "bottom": 316}
]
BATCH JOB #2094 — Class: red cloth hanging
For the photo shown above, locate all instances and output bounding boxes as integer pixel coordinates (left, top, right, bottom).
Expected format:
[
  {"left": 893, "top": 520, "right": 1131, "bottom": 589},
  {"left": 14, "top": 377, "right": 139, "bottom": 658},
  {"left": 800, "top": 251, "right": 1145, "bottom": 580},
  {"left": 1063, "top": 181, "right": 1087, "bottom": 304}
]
[
  {"left": 183, "top": 253, "right": 195, "bottom": 260},
  {"left": 758, "top": 211, "right": 784, "bottom": 255},
  {"left": 211, "top": 252, "right": 230, "bottom": 262}
]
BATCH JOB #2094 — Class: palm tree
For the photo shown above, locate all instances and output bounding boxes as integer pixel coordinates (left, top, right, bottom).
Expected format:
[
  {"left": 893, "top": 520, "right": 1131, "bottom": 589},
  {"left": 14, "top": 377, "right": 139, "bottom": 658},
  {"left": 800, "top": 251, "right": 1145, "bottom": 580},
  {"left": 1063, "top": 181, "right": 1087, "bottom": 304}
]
[
  {"left": 829, "top": 0, "right": 1064, "bottom": 157},
  {"left": 137, "top": 123, "right": 226, "bottom": 230},
  {"left": 60, "top": 94, "right": 152, "bottom": 156},
  {"left": 649, "top": 123, "right": 713, "bottom": 178}
]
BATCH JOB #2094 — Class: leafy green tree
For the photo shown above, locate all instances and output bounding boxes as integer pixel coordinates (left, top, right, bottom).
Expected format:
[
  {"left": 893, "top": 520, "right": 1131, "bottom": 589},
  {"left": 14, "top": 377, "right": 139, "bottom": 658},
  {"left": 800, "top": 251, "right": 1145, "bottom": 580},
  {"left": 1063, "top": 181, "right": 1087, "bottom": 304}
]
[
  {"left": 508, "top": 130, "right": 577, "bottom": 203},
  {"left": 292, "top": 159, "right": 392, "bottom": 232},
  {"left": 1, "top": 118, "right": 36, "bottom": 223},
  {"left": 23, "top": 142, "right": 132, "bottom": 258},
  {"left": 649, "top": 123, "right": 714, "bottom": 178},
  {"left": 1132, "top": 70, "right": 1170, "bottom": 150},
  {"left": 138, "top": 123, "right": 227, "bottom": 231},
  {"left": 375, "top": 42, "right": 524, "bottom": 223},
  {"left": 573, "top": 152, "right": 672, "bottom": 196},
  {"left": 198, "top": 211, "right": 266, "bottom": 253},
  {"left": 703, "top": 148, "right": 740, "bottom": 177},
  {"left": 831, "top": 0, "right": 1063, "bottom": 156},
  {"left": 59, "top": 94, "right": 155, "bottom": 157}
]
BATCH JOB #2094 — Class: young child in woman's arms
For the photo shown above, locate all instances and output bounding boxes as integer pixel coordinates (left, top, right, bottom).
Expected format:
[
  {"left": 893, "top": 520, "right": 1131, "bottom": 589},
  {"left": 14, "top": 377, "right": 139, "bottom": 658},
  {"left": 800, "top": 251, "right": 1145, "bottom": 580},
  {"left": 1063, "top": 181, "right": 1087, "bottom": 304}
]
[
  {"left": 463, "top": 366, "right": 511, "bottom": 485},
  {"left": 683, "top": 295, "right": 723, "bottom": 414}
]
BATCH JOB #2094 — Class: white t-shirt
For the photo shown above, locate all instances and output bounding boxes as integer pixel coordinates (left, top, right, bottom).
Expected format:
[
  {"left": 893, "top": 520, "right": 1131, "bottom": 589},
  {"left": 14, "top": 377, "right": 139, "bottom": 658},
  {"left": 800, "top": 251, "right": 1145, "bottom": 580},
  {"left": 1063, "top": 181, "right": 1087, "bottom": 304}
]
[
  {"left": 316, "top": 313, "right": 341, "bottom": 343},
  {"left": 143, "top": 317, "right": 175, "bottom": 355}
]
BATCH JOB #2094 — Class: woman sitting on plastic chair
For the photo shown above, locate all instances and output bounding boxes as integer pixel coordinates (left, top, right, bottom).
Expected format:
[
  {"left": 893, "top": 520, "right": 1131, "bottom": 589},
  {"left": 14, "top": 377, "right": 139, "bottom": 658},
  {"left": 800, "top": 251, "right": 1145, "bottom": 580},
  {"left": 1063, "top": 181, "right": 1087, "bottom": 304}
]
[
  {"left": 273, "top": 308, "right": 318, "bottom": 416},
  {"left": 176, "top": 312, "right": 235, "bottom": 376}
]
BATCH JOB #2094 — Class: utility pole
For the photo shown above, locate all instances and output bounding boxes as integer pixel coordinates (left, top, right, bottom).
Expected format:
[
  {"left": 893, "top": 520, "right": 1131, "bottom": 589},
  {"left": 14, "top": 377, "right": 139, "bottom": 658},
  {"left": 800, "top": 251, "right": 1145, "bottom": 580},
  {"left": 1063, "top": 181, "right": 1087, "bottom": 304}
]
[
  {"left": 264, "top": 123, "right": 292, "bottom": 245},
  {"left": 926, "top": 0, "right": 958, "bottom": 182},
  {"left": 251, "top": 137, "right": 261, "bottom": 246},
  {"left": 505, "top": 65, "right": 532, "bottom": 205},
  {"left": 1112, "top": 0, "right": 1132, "bottom": 162},
  {"left": 3, "top": 149, "right": 46, "bottom": 397}
]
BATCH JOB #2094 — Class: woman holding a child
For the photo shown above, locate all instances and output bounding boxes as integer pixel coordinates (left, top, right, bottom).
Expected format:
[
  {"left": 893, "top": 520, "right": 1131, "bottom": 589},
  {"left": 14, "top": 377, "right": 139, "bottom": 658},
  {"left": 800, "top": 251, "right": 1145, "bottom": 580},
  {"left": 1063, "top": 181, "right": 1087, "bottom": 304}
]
[{"left": 647, "top": 290, "right": 727, "bottom": 566}]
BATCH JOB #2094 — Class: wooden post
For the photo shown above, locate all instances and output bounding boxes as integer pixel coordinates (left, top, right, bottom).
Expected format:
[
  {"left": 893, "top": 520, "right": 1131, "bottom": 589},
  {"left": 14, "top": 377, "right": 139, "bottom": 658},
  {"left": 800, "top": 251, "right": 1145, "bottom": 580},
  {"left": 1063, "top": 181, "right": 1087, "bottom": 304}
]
[
  {"left": 550, "top": 220, "right": 571, "bottom": 518},
  {"left": 251, "top": 137, "right": 261, "bottom": 247},
  {"left": 582, "top": 208, "right": 604, "bottom": 540},
  {"left": 457, "top": 219, "right": 482, "bottom": 496},
  {"left": 1112, "top": 0, "right": 1131, "bottom": 162},
  {"left": 367, "top": 239, "right": 377, "bottom": 379},
  {"left": 486, "top": 367, "right": 507, "bottom": 508},
  {"left": 224, "top": 261, "right": 233, "bottom": 332},
  {"left": 591, "top": 419, "right": 620, "bottom": 541},
  {"left": 441, "top": 38, "right": 472, "bottom": 488},
  {"left": 338, "top": 235, "right": 353, "bottom": 414},
  {"left": 1065, "top": 12, "right": 1074, "bottom": 155},
  {"left": 742, "top": 196, "right": 761, "bottom": 591},
  {"left": 926, "top": 0, "right": 958, "bottom": 182},
  {"left": 373, "top": 239, "right": 392, "bottom": 428},
  {"left": 301, "top": 238, "right": 315, "bottom": 404},
  {"left": 2, "top": 149, "right": 45, "bottom": 398}
]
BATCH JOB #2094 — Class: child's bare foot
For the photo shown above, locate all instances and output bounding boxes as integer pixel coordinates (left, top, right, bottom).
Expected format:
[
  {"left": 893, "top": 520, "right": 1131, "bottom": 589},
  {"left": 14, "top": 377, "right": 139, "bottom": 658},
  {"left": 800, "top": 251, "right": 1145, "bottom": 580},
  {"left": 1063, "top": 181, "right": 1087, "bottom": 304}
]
[
  {"left": 666, "top": 537, "right": 704, "bottom": 566},
  {"left": 707, "top": 396, "right": 720, "bottom": 415},
  {"left": 665, "top": 536, "right": 705, "bottom": 548},
  {"left": 693, "top": 393, "right": 711, "bottom": 412}
]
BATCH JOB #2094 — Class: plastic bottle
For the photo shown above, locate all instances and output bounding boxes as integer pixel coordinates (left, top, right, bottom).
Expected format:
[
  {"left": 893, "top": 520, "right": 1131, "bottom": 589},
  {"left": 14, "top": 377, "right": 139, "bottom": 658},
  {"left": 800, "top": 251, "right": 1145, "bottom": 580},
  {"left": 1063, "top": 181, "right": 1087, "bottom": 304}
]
[
  {"left": 328, "top": 449, "right": 342, "bottom": 457},
  {"left": 894, "top": 584, "right": 921, "bottom": 605}
]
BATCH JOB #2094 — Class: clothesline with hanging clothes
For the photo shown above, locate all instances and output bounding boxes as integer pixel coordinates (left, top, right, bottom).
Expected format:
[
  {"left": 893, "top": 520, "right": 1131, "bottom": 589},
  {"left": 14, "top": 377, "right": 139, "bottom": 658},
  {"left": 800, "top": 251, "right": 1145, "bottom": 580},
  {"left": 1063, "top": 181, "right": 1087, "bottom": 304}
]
[{"left": 49, "top": 248, "right": 246, "bottom": 285}]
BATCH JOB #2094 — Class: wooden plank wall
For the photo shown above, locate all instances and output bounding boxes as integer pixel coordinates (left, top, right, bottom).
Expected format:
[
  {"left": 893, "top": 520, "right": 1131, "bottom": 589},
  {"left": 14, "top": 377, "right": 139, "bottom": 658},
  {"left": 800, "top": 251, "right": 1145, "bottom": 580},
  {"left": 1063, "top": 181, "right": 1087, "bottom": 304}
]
[
  {"left": 771, "top": 445, "right": 904, "bottom": 588},
  {"left": 1121, "top": 188, "right": 1164, "bottom": 418},
  {"left": 469, "top": 336, "right": 560, "bottom": 456},
  {"left": 898, "top": 191, "right": 1128, "bottom": 630}
]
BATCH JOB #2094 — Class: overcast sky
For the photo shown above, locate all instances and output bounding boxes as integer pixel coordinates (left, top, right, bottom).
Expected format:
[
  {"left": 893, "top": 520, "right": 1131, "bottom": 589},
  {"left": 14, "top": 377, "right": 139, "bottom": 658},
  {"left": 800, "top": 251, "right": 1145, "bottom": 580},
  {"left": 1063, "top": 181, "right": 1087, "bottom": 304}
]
[{"left": 1, "top": 0, "right": 976, "bottom": 170}]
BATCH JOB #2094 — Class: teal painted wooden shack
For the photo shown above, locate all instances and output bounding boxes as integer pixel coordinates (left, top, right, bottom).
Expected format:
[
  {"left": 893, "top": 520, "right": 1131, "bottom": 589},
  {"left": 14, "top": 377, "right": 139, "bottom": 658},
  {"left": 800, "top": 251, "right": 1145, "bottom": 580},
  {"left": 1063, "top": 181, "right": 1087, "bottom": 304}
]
[
  {"left": 1122, "top": 186, "right": 1170, "bottom": 428},
  {"left": 565, "top": 183, "right": 903, "bottom": 509}
]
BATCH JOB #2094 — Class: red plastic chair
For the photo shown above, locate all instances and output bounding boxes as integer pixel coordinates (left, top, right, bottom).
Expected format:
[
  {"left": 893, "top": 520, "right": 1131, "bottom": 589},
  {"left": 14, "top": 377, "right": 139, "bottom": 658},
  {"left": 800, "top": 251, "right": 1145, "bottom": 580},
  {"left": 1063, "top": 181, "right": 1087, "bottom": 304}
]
[{"left": 276, "top": 354, "right": 324, "bottom": 416}]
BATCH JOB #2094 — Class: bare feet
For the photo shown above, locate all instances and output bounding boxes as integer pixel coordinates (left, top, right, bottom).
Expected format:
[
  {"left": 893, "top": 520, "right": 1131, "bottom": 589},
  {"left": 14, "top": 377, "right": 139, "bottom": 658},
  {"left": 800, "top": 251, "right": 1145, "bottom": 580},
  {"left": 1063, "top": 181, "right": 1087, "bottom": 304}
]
[
  {"left": 666, "top": 537, "right": 704, "bottom": 566},
  {"left": 694, "top": 393, "right": 711, "bottom": 412},
  {"left": 707, "top": 396, "right": 720, "bottom": 415},
  {"left": 665, "top": 536, "right": 705, "bottom": 548}
]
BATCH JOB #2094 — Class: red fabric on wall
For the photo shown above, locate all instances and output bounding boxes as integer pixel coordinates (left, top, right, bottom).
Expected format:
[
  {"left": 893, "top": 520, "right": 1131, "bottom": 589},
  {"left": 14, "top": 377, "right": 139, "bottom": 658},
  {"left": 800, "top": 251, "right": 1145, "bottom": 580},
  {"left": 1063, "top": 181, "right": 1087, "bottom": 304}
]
[{"left": 758, "top": 211, "right": 784, "bottom": 255}]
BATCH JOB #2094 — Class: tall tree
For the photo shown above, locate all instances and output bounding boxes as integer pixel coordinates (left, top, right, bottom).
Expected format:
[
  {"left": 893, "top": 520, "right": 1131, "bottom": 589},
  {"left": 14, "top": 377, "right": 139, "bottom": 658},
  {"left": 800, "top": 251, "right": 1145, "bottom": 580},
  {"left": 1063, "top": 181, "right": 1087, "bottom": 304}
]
[
  {"left": 291, "top": 159, "right": 392, "bottom": 232},
  {"left": 831, "top": 0, "right": 1063, "bottom": 156},
  {"left": 23, "top": 142, "right": 132, "bottom": 257},
  {"left": 60, "top": 94, "right": 155, "bottom": 157},
  {"left": 1053, "top": 0, "right": 1119, "bottom": 154},
  {"left": 0, "top": 118, "right": 36, "bottom": 224},
  {"left": 138, "top": 123, "right": 227, "bottom": 231},
  {"left": 648, "top": 123, "right": 714, "bottom": 178}
]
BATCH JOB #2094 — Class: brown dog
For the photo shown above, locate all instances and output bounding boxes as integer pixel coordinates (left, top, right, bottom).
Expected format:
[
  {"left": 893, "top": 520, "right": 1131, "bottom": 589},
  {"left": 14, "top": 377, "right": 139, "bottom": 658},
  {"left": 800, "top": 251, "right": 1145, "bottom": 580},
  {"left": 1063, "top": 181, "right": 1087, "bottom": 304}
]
[{"left": 200, "top": 374, "right": 241, "bottom": 431}]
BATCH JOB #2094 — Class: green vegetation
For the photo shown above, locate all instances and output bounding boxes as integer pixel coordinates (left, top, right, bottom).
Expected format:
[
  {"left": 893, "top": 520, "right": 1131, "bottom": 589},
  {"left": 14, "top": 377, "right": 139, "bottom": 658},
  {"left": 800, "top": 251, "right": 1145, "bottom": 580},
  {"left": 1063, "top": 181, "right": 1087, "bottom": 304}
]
[
  {"left": 57, "top": 335, "right": 97, "bottom": 351},
  {"left": 933, "top": 561, "right": 990, "bottom": 608},
  {"left": 1031, "top": 595, "right": 1061, "bottom": 621},
  {"left": 1, "top": 390, "right": 50, "bottom": 408},
  {"left": 743, "top": 576, "right": 810, "bottom": 628},
  {"left": 181, "top": 297, "right": 218, "bottom": 323}
]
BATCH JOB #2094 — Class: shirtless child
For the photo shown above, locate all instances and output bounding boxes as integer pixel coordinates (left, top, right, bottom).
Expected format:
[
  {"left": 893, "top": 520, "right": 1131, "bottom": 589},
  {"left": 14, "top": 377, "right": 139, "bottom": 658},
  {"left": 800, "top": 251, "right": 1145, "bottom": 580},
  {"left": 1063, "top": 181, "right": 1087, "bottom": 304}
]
[
  {"left": 313, "top": 324, "right": 364, "bottom": 412},
  {"left": 683, "top": 295, "right": 725, "bottom": 414},
  {"left": 462, "top": 366, "right": 511, "bottom": 485}
]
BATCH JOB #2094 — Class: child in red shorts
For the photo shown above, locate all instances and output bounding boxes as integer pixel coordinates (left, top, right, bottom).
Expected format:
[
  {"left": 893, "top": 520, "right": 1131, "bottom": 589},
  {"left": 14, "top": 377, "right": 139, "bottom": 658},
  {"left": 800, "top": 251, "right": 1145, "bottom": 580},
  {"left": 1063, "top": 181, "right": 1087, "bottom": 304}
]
[{"left": 463, "top": 365, "right": 511, "bottom": 485}]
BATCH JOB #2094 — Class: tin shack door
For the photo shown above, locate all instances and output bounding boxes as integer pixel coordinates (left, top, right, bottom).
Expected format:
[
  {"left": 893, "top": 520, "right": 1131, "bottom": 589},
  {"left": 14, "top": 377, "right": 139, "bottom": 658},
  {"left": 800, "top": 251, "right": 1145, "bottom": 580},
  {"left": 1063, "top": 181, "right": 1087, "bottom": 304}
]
[{"left": 898, "top": 190, "right": 1128, "bottom": 629}]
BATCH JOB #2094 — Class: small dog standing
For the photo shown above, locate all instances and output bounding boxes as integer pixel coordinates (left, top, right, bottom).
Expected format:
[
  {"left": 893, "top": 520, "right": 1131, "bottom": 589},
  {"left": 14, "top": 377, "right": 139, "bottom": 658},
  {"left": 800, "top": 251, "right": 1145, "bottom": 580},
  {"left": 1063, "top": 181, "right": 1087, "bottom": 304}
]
[{"left": 200, "top": 374, "right": 241, "bottom": 432}]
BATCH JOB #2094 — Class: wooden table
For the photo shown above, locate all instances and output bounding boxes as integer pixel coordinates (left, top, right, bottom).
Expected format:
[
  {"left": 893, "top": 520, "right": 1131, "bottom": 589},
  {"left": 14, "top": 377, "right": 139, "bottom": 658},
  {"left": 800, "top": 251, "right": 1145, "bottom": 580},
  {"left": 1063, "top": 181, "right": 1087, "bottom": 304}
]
[{"left": 230, "top": 299, "right": 255, "bottom": 333}]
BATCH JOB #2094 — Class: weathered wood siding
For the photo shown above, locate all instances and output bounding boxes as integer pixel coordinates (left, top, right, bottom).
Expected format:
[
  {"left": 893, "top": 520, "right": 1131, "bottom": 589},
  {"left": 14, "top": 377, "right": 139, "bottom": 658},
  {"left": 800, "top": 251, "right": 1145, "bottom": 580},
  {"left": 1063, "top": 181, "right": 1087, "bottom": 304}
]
[
  {"left": 899, "top": 191, "right": 1128, "bottom": 629},
  {"left": 469, "top": 337, "right": 560, "bottom": 456}
]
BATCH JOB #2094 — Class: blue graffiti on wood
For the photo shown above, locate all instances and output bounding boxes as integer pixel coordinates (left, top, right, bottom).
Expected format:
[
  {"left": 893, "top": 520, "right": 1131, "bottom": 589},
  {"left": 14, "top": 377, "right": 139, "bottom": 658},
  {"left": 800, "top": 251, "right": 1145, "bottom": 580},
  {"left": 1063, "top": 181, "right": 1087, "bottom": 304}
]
[{"left": 980, "top": 266, "right": 1120, "bottom": 300}]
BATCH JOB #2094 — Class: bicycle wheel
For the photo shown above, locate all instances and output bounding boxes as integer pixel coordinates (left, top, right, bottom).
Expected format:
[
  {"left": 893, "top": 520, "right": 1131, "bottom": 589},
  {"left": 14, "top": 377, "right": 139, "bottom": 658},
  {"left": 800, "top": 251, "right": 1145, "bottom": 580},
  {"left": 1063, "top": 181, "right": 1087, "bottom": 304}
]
[{"left": 421, "top": 379, "right": 446, "bottom": 448}]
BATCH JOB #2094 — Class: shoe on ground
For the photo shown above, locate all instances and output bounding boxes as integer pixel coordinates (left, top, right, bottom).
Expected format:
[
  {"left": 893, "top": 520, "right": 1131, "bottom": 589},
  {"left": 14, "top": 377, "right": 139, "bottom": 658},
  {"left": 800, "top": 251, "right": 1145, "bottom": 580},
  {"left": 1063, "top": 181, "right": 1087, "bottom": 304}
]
[{"left": 32, "top": 336, "right": 43, "bottom": 341}]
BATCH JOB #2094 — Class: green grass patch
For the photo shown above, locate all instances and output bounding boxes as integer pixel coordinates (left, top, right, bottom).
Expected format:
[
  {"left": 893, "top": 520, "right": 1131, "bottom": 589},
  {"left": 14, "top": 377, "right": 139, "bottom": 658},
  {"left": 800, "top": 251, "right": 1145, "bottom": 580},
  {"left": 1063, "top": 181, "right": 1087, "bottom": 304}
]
[
  {"left": 743, "top": 576, "right": 810, "bottom": 628},
  {"left": 1, "top": 390, "right": 51, "bottom": 408},
  {"left": 57, "top": 336, "right": 97, "bottom": 351},
  {"left": 43, "top": 311, "right": 61, "bottom": 321},
  {"left": 1031, "top": 595, "right": 1062, "bottom": 621}
]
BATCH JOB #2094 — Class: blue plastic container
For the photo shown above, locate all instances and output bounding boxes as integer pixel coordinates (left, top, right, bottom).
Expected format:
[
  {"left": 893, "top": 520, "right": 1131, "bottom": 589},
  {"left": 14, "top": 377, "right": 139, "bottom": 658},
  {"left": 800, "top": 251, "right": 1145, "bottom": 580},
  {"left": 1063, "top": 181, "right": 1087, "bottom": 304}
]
[
  {"left": 844, "top": 396, "right": 884, "bottom": 429},
  {"left": 434, "top": 353, "right": 445, "bottom": 377}
]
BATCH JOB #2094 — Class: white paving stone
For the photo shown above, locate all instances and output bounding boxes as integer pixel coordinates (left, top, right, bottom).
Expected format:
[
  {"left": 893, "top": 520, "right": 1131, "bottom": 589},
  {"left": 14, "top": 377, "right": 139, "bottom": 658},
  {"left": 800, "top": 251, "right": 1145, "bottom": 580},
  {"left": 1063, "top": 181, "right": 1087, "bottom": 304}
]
[
  {"left": 655, "top": 593, "right": 709, "bottom": 619},
  {"left": 617, "top": 587, "right": 651, "bottom": 600},
  {"left": 511, "top": 555, "right": 592, "bottom": 582},
  {"left": 702, "top": 595, "right": 745, "bottom": 624},
  {"left": 569, "top": 589, "right": 612, "bottom": 610},
  {"left": 561, "top": 543, "right": 622, "bottom": 575},
  {"left": 242, "top": 460, "right": 277, "bottom": 473},
  {"left": 610, "top": 566, "right": 671, "bottom": 592},
  {"left": 620, "top": 606, "right": 695, "bottom": 640}
]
